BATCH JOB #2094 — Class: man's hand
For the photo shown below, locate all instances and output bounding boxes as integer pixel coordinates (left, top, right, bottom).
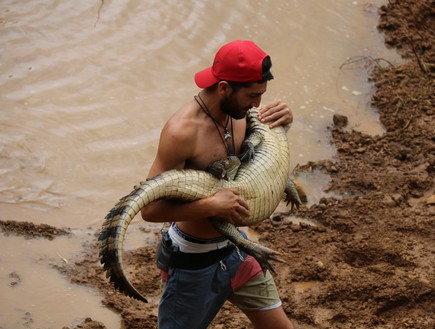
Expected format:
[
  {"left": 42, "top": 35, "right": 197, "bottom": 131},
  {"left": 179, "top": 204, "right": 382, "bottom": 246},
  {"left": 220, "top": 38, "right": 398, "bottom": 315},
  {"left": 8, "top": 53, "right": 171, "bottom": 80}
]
[
  {"left": 210, "top": 188, "right": 250, "bottom": 225},
  {"left": 258, "top": 100, "right": 293, "bottom": 128}
]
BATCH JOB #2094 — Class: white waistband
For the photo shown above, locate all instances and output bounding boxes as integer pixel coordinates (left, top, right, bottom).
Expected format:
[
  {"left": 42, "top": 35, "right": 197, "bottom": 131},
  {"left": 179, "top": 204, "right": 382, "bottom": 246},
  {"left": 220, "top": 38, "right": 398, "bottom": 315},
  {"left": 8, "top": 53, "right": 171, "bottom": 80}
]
[{"left": 168, "top": 224, "right": 231, "bottom": 253}]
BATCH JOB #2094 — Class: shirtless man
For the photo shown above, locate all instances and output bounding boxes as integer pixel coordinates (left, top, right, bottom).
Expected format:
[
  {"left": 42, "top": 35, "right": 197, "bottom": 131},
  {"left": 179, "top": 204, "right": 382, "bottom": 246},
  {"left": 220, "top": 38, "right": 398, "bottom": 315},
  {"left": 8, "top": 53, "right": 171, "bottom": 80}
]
[{"left": 141, "top": 40, "right": 294, "bottom": 329}]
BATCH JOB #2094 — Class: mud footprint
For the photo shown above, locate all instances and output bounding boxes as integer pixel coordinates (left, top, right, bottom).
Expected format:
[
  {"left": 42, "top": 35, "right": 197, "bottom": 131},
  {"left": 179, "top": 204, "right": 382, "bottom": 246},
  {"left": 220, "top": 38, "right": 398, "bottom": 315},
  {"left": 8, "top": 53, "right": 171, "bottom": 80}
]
[{"left": 8, "top": 271, "right": 21, "bottom": 287}]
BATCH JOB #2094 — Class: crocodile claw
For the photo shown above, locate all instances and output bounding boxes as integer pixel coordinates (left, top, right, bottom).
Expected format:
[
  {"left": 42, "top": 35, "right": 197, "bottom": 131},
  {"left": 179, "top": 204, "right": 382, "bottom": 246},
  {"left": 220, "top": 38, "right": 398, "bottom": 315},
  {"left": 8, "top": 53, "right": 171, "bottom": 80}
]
[
  {"left": 242, "top": 244, "right": 285, "bottom": 275},
  {"left": 239, "top": 141, "right": 255, "bottom": 162},
  {"left": 285, "top": 178, "right": 307, "bottom": 210}
]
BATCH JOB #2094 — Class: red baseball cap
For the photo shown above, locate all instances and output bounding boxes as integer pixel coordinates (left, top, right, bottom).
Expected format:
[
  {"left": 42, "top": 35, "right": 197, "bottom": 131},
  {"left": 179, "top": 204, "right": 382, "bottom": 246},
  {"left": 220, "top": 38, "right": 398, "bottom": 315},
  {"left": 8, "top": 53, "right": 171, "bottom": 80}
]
[{"left": 194, "top": 40, "right": 269, "bottom": 88}]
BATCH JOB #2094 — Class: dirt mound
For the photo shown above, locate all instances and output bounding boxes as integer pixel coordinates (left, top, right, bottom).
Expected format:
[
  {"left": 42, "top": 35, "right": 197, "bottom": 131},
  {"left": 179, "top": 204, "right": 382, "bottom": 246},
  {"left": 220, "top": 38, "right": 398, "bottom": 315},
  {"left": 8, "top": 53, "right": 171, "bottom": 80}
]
[{"left": 0, "top": 220, "right": 70, "bottom": 240}]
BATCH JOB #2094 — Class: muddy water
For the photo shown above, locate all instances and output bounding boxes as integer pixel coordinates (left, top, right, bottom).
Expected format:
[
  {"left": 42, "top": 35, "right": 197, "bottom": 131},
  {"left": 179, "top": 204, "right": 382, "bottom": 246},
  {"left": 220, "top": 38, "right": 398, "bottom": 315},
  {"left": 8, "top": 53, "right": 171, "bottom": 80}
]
[{"left": 0, "top": 0, "right": 402, "bottom": 328}]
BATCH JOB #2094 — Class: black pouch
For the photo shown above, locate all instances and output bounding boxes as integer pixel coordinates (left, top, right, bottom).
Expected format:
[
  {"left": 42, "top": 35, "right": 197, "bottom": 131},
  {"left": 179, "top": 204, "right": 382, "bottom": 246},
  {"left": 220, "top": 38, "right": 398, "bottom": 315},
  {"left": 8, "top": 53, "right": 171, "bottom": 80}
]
[{"left": 156, "top": 229, "right": 176, "bottom": 271}]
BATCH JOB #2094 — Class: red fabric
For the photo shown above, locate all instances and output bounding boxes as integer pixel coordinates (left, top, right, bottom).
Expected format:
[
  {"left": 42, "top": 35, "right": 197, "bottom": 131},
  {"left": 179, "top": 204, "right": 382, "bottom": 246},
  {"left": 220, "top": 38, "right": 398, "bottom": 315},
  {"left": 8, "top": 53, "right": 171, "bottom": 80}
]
[
  {"left": 161, "top": 270, "right": 168, "bottom": 283},
  {"left": 231, "top": 255, "right": 263, "bottom": 291}
]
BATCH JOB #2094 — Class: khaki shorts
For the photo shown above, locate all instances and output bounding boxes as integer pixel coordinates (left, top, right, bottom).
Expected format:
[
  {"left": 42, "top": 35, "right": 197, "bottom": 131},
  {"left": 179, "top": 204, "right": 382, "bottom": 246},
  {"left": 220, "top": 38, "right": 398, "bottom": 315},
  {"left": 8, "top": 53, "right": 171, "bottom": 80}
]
[{"left": 229, "top": 269, "right": 282, "bottom": 311}]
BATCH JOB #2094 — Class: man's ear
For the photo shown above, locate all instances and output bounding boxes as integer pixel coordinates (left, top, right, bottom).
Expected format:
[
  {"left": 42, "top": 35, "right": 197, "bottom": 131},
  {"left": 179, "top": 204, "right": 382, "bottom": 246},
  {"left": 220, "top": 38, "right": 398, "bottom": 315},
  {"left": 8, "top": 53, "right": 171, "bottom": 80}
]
[{"left": 217, "top": 81, "right": 233, "bottom": 96}]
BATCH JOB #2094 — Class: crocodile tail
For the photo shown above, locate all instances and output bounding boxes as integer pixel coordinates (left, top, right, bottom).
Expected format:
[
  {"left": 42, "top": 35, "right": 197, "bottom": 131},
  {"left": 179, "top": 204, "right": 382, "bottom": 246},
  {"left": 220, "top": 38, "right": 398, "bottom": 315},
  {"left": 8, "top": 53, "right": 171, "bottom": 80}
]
[
  {"left": 98, "top": 169, "right": 218, "bottom": 302},
  {"left": 98, "top": 186, "right": 153, "bottom": 302}
]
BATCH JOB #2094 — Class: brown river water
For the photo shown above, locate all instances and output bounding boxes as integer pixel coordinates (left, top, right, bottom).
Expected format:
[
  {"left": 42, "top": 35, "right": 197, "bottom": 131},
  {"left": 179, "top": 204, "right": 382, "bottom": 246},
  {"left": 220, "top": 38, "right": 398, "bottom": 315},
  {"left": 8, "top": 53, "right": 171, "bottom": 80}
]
[{"left": 0, "top": 1, "right": 402, "bottom": 328}]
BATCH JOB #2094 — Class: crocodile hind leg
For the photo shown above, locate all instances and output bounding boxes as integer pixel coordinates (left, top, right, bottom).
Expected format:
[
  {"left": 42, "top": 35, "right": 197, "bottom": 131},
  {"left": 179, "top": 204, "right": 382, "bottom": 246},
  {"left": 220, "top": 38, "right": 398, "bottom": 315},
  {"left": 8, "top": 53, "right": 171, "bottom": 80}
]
[
  {"left": 209, "top": 218, "right": 284, "bottom": 274},
  {"left": 284, "top": 178, "right": 308, "bottom": 210}
]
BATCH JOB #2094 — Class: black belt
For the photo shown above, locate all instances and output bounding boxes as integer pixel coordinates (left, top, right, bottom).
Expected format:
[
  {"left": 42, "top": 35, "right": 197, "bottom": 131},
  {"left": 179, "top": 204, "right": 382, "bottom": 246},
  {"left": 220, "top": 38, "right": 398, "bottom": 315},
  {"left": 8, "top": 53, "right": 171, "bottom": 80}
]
[{"left": 169, "top": 245, "right": 235, "bottom": 270}]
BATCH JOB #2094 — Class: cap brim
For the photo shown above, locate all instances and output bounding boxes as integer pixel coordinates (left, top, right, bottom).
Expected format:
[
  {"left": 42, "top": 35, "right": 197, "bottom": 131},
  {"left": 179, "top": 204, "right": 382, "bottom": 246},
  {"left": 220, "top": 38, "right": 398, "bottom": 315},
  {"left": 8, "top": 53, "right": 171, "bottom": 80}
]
[{"left": 194, "top": 67, "right": 219, "bottom": 88}]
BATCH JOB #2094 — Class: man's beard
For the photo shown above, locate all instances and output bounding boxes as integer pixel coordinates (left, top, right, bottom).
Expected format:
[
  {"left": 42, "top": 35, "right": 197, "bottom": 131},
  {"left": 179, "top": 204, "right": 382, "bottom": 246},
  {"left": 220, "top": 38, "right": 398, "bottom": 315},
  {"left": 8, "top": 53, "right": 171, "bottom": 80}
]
[{"left": 220, "top": 95, "right": 248, "bottom": 120}]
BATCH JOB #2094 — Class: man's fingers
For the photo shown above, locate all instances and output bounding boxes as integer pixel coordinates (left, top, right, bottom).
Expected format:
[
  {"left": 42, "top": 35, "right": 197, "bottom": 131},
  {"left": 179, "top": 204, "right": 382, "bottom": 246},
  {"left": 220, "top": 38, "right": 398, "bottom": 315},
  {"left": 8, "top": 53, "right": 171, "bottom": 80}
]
[
  {"left": 268, "top": 113, "right": 289, "bottom": 128},
  {"left": 237, "top": 198, "right": 250, "bottom": 212},
  {"left": 259, "top": 100, "right": 280, "bottom": 113}
]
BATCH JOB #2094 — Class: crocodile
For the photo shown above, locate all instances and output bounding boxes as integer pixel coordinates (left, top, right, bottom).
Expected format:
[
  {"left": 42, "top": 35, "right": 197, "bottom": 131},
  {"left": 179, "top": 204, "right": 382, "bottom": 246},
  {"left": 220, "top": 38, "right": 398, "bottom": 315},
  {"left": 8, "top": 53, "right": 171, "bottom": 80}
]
[{"left": 99, "top": 107, "right": 304, "bottom": 302}]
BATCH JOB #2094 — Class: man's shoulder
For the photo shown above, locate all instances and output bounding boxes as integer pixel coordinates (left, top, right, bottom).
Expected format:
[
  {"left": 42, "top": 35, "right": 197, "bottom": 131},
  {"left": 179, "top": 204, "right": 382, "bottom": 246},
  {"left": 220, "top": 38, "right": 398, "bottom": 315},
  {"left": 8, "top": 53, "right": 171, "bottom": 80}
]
[{"left": 164, "top": 106, "right": 200, "bottom": 143}]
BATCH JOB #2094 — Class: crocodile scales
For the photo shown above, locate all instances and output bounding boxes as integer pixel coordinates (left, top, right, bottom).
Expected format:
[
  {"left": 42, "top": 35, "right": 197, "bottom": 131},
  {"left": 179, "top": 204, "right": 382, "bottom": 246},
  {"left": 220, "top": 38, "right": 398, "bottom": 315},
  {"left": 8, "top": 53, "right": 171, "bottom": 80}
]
[{"left": 99, "top": 107, "right": 302, "bottom": 302}]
